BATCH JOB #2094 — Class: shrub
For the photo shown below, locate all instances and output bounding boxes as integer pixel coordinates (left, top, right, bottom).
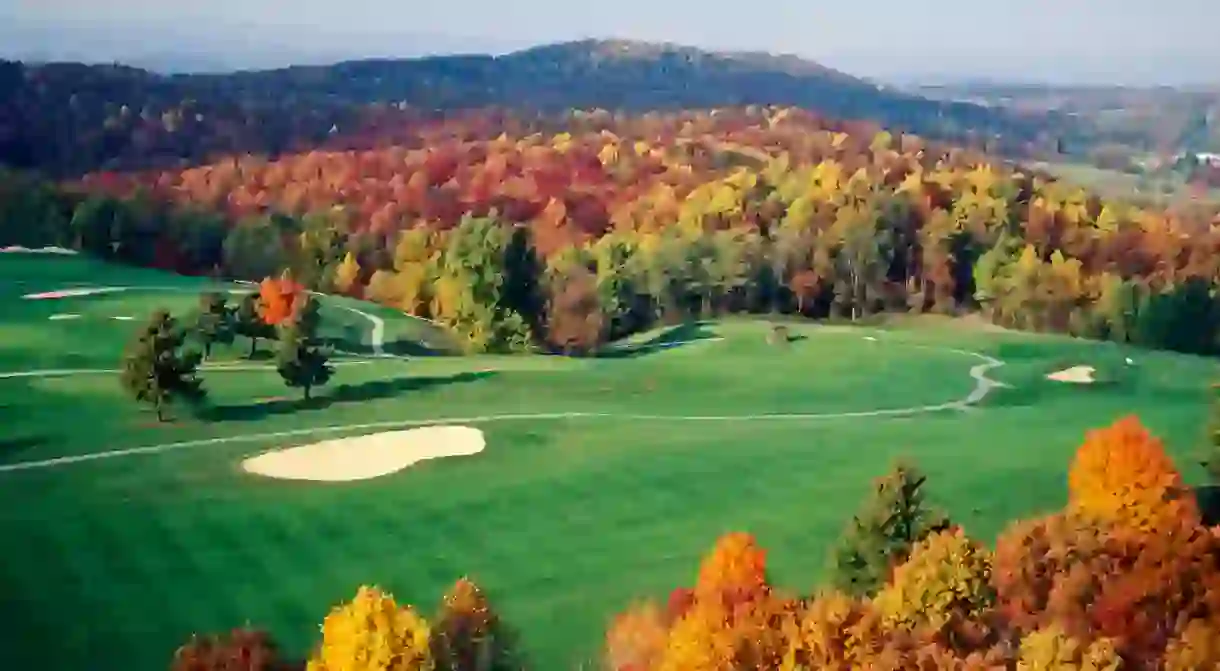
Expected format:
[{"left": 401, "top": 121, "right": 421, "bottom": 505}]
[
  {"left": 307, "top": 585, "right": 433, "bottom": 671},
  {"left": 430, "top": 578, "right": 517, "bottom": 671},
  {"left": 873, "top": 528, "right": 994, "bottom": 633},
  {"left": 171, "top": 628, "right": 294, "bottom": 671},
  {"left": 1068, "top": 415, "right": 1200, "bottom": 533},
  {"left": 604, "top": 601, "right": 668, "bottom": 671},
  {"left": 1016, "top": 625, "right": 1120, "bottom": 671}
]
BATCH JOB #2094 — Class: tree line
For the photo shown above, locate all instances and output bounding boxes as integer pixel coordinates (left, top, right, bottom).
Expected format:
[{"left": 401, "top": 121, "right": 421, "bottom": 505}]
[
  {"left": 5, "top": 106, "right": 1220, "bottom": 357},
  {"left": 164, "top": 414, "right": 1220, "bottom": 669},
  {"left": 119, "top": 277, "right": 333, "bottom": 421}
]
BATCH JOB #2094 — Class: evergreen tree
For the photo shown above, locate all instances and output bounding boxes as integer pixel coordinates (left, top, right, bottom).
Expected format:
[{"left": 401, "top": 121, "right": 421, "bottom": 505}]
[
  {"left": 193, "top": 291, "right": 234, "bottom": 359},
  {"left": 233, "top": 292, "right": 272, "bottom": 358},
  {"left": 275, "top": 297, "right": 333, "bottom": 401},
  {"left": 827, "top": 460, "right": 950, "bottom": 598},
  {"left": 119, "top": 309, "right": 206, "bottom": 422}
]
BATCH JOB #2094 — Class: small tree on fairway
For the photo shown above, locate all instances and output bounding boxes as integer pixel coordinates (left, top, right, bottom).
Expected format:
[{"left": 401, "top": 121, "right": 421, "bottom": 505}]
[
  {"left": 234, "top": 292, "right": 272, "bottom": 358},
  {"left": 276, "top": 297, "right": 333, "bottom": 401},
  {"left": 120, "top": 309, "right": 206, "bottom": 421},
  {"left": 193, "top": 291, "right": 234, "bottom": 360},
  {"left": 827, "top": 460, "right": 950, "bottom": 598}
]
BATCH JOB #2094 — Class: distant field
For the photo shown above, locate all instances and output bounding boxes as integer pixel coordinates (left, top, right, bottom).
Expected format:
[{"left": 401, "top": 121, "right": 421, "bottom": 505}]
[
  {"left": 1031, "top": 160, "right": 1220, "bottom": 204},
  {"left": 0, "top": 254, "right": 1216, "bottom": 670}
]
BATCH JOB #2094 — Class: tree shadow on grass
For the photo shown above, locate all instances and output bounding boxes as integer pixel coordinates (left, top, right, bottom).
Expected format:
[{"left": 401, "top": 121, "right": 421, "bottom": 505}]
[
  {"left": 0, "top": 436, "right": 44, "bottom": 460},
  {"left": 599, "top": 321, "right": 720, "bottom": 359},
  {"left": 318, "top": 334, "right": 448, "bottom": 358},
  {"left": 200, "top": 370, "right": 497, "bottom": 423}
]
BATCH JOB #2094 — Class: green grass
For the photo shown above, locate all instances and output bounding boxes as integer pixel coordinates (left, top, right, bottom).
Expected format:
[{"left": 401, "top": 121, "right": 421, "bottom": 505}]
[{"left": 0, "top": 254, "right": 1217, "bottom": 670}]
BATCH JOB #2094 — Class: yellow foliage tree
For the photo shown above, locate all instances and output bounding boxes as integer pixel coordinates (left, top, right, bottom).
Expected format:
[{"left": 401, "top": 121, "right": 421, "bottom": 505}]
[
  {"left": 1016, "top": 625, "right": 1120, "bottom": 671},
  {"left": 656, "top": 602, "right": 736, "bottom": 671},
  {"left": 1068, "top": 415, "right": 1200, "bottom": 533},
  {"left": 780, "top": 591, "right": 866, "bottom": 670},
  {"left": 332, "top": 251, "right": 361, "bottom": 297},
  {"left": 873, "top": 528, "right": 993, "bottom": 633},
  {"left": 307, "top": 585, "right": 433, "bottom": 671}
]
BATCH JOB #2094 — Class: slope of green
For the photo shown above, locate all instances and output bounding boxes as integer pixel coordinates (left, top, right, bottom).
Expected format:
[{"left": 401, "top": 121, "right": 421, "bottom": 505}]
[
  {"left": 0, "top": 254, "right": 457, "bottom": 371},
  {"left": 0, "top": 255, "right": 1215, "bottom": 670}
]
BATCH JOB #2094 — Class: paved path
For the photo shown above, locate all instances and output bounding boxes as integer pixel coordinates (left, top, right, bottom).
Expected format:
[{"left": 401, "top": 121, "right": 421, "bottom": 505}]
[{"left": 0, "top": 285, "right": 1008, "bottom": 474}]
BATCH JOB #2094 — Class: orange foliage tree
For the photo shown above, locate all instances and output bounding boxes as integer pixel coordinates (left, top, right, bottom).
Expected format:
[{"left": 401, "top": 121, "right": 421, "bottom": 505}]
[
  {"left": 693, "top": 531, "right": 770, "bottom": 605},
  {"left": 258, "top": 274, "right": 306, "bottom": 327},
  {"left": 1067, "top": 415, "right": 1200, "bottom": 533}
]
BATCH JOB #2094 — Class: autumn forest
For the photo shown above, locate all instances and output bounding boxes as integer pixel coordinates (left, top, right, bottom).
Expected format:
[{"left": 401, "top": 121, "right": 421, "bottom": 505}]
[
  {"left": 5, "top": 42, "right": 1220, "bottom": 671},
  {"left": 4, "top": 102, "right": 1220, "bottom": 357}
]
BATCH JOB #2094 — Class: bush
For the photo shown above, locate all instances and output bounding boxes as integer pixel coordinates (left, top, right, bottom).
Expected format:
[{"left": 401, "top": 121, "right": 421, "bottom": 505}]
[
  {"left": 873, "top": 528, "right": 994, "bottom": 633},
  {"left": 171, "top": 628, "right": 296, "bottom": 671},
  {"left": 307, "top": 585, "right": 433, "bottom": 671}
]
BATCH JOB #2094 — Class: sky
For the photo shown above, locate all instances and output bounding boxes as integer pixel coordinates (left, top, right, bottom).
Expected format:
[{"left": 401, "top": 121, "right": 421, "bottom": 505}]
[{"left": 2, "top": 0, "right": 1217, "bottom": 86}]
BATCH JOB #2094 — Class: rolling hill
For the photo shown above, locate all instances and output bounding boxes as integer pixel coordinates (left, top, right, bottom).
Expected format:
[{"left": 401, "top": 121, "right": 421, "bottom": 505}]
[{"left": 0, "top": 39, "right": 1079, "bottom": 176}]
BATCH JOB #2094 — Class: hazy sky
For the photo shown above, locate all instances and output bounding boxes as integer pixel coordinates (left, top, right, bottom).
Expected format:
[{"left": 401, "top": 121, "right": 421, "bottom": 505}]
[{"left": 2, "top": 0, "right": 1217, "bottom": 85}]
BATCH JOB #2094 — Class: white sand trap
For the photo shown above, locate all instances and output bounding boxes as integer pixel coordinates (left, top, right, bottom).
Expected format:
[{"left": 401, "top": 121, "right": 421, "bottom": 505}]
[
  {"left": 110, "top": 315, "right": 135, "bottom": 321},
  {"left": 864, "top": 336, "right": 878, "bottom": 342},
  {"left": 241, "top": 426, "right": 486, "bottom": 482},
  {"left": 23, "top": 287, "right": 126, "bottom": 300},
  {"left": 48, "top": 313, "right": 81, "bottom": 321},
  {"left": 1046, "top": 365, "right": 1096, "bottom": 384}
]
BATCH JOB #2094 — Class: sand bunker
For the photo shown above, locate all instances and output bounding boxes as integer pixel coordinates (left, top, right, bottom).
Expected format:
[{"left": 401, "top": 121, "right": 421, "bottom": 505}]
[
  {"left": 240, "top": 426, "right": 485, "bottom": 482},
  {"left": 1046, "top": 365, "right": 1096, "bottom": 384}
]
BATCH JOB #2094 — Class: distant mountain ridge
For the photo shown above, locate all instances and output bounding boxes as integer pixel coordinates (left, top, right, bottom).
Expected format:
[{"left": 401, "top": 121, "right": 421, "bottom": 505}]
[{"left": 0, "top": 38, "right": 1080, "bottom": 176}]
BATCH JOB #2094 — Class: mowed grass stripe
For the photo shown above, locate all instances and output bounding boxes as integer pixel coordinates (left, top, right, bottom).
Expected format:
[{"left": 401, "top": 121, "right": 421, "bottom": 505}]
[{"left": 1, "top": 255, "right": 1217, "bottom": 669}]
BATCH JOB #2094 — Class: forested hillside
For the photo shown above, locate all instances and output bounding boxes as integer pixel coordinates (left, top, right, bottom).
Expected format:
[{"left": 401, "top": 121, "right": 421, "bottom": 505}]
[
  {"left": 5, "top": 104, "right": 1220, "bottom": 357},
  {"left": 0, "top": 40, "right": 1080, "bottom": 177},
  {"left": 914, "top": 81, "right": 1220, "bottom": 188}
]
